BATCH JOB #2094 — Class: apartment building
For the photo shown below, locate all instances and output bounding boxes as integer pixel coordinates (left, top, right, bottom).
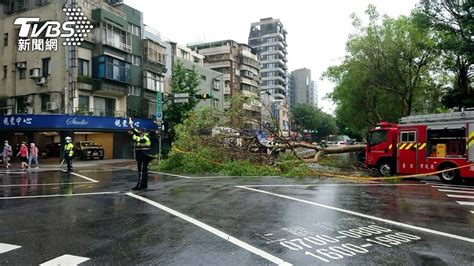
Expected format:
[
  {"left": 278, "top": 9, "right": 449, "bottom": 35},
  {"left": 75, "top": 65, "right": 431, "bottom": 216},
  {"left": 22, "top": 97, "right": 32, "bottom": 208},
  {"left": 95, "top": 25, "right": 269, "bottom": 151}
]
[
  {"left": 289, "top": 68, "right": 318, "bottom": 110},
  {"left": 248, "top": 17, "right": 289, "bottom": 135},
  {"left": 168, "top": 41, "right": 224, "bottom": 119},
  {"left": 188, "top": 40, "right": 261, "bottom": 129},
  {"left": 0, "top": 0, "right": 159, "bottom": 158}
]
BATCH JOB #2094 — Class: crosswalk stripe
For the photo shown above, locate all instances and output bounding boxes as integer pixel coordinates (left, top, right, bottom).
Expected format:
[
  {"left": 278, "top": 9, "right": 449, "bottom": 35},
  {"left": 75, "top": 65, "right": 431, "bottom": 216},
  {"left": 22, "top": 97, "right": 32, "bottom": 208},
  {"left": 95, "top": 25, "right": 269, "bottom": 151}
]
[
  {"left": 447, "top": 194, "right": 474, "bottom": 199},
  {"left": 0, "top": 243, "right": 21, "bottom": 254},
  {"left": 456, "top": 201, "right": 474, "bottom": 206},
  {"left": 431, "top": 185, "right": 474, "bottom": 191},
  {"left": 471, "top": 211, "right": 474, "bottom": 214},
  {"left": 40, "top": 254, "right": 89, "bottom": 266},
  {"left": 438, "top": 189, "right": 474, "bottom": 194},
  {"left": 423, "top": 181, "right": 474, "bottom": 188}
]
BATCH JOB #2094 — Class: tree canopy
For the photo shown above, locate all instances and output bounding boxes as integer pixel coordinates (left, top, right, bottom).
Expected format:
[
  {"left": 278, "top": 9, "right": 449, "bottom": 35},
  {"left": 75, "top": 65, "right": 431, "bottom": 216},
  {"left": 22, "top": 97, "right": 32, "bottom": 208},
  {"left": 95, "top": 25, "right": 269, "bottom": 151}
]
[
  {"left": 414, "top": 0, "right": 474, "bottom": 108},
  {"left": 324, "top": 5, "right": 438, "bottom": 135},
  {"left": 291, "top": 103, "right": 337, "bottom": 140}
]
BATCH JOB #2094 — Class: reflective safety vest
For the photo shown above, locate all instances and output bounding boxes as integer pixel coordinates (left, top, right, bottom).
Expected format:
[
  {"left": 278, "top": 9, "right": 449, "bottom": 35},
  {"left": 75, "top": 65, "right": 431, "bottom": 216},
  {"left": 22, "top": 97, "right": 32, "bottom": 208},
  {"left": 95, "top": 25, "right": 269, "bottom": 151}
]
[
  {"left": 64, "top": 143, "right": 74, "bottom": 157},
  {"left": 132, "top": 131, "right": 151, "bottom": 150}
]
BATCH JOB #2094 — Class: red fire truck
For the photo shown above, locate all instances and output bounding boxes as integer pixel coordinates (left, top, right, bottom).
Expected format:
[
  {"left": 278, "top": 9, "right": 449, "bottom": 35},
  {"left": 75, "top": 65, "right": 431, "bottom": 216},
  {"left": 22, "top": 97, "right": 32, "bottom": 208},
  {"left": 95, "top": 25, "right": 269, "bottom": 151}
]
[{"left": 366, "top": 110, "right": 474, "bottom": 183}]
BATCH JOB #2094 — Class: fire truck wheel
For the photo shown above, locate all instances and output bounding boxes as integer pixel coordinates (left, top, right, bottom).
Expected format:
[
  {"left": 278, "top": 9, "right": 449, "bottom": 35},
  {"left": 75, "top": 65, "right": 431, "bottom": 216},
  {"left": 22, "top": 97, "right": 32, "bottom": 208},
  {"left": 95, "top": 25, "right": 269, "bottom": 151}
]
[
  {"left": 438, "top": 164, "right": 459, "bottom": 183},
  {"left": 377, "top": 161, "right": 394, "bottom": 176}
]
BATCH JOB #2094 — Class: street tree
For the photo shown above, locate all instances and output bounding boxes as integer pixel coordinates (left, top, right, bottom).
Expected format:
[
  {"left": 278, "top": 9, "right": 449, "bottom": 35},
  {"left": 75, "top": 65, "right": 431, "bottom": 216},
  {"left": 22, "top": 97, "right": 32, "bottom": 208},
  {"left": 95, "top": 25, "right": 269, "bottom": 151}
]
[
  {"left": 166, "top": 60, "right": 201, "bottom": 140},
  {"left": 414, "top": 0, "right": 474, "bottom": 108},
  {"left": 324, "top": 5, "right": 437, "bottom": 134},
  {"left": 291, "top": 103, "right": 337, "bottom": 140}
]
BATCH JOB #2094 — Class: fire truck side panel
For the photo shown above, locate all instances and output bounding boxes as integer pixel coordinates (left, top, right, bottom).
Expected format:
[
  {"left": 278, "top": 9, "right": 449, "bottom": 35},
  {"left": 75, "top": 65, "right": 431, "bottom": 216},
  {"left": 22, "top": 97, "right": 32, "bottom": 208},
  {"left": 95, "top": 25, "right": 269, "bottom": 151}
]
[
  {"left": 468, "top": 123, "right": 474, "bottom": 162},
  {"left": 397, "top": 126, "right": 426, "bottom": 174},
  {"left": 424, "top": 158, "right": 474, "bottom": 178}
]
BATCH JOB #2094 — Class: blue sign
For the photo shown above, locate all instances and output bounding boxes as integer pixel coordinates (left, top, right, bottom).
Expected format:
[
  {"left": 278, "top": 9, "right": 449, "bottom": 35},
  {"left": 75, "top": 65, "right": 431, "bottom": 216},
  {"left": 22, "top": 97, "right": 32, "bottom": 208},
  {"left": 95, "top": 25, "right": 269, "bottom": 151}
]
[
  {"left": 155, "top": 112, "right": 162, "bottom": 119},
  {"left": 0, "top": 115, "right": 158, "bottom": 131}
]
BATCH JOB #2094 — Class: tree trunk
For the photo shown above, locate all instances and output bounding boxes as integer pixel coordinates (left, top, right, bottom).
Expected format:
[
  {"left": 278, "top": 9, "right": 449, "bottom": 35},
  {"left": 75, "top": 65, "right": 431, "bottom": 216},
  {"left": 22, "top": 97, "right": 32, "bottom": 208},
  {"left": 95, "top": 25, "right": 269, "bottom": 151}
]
[{"left": 303, "top": 144, "right": 366, "bottom": 163}]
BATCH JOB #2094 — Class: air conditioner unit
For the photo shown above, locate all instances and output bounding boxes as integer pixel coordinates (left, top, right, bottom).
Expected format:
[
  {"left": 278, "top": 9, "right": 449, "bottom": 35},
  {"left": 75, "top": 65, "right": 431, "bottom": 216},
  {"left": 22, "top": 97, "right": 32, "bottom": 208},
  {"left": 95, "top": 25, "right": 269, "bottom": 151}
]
[
  {"left": 46, "top": 102, "right": 59, "bottom": 111},
  {"left": 16, "top": 62, "right": 27, "bottom": 69},
  {"left": 30, "top": 68, "right": 41, "bottom": 78},
  {"left": 24, "top": 95, "right": 34, "bottom": 104},
  {"left": 5, "top": 108, "right": 13, "bottom": 115},
  {"left": 36, "top": 77, "right": 47, "bottom": 85}
]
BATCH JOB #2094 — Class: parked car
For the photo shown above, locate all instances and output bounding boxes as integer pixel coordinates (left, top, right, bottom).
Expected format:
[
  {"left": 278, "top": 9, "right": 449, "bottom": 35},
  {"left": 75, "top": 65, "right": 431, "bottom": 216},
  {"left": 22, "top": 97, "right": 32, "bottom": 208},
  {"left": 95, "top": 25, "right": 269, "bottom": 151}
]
[{"left": 75, "top": 141, "right": 104, "bottom": 160}]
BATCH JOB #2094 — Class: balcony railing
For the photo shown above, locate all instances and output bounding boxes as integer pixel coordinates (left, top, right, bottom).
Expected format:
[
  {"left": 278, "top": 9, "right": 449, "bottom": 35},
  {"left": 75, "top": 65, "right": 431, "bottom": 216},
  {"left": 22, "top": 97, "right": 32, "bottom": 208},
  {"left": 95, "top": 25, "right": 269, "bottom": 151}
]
[
  {"left": 101, "top": 36, "right": 132, "bottom": 53},
  {"left": 74, "top": 107, "right": 125, "bottom": 118}
]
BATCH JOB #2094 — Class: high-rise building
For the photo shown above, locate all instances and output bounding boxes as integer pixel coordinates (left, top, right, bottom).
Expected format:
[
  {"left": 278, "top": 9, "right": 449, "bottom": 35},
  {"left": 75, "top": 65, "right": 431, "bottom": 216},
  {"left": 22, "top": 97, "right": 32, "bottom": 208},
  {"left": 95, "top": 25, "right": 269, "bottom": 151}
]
[
  {"left": 289, "top": 68, "right": 318, "bottom": 110},
  {"left": 188, "top": 40, "right": 261, "bottom": 129},
  {"left": 248, "top": 17, "right": 289, "bottom": 135}
]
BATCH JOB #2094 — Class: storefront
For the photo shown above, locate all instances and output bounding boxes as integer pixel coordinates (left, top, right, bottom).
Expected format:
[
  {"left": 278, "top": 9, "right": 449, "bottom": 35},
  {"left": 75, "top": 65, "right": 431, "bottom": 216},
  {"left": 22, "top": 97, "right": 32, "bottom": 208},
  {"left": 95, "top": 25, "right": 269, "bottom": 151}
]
[{"left": 0, "top": 115, "right": 159, "bottom": 159}]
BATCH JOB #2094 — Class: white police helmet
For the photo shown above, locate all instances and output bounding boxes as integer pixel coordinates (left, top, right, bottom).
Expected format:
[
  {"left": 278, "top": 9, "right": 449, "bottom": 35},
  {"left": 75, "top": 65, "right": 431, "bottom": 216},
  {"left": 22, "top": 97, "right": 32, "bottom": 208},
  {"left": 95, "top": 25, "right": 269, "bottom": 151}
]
[{"left": 65, "top": 136, "right": 72, "bottom": 142}]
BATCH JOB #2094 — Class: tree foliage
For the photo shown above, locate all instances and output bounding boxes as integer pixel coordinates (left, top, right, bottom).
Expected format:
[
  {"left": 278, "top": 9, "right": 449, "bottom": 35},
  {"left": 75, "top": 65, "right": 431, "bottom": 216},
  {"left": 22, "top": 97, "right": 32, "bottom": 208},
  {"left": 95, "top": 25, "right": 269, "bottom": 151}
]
[
  {"left": 414, "top": 0, "right": 474, "bottom": 108},
  {"left": 291, "top": 103, "right": 337, "bottom": 140},
  {"left": 324, "top": 5, "right": 438, "bottom": 135},
  {"left": 166, "top": 60, "right": 201, "bottom": 139}
]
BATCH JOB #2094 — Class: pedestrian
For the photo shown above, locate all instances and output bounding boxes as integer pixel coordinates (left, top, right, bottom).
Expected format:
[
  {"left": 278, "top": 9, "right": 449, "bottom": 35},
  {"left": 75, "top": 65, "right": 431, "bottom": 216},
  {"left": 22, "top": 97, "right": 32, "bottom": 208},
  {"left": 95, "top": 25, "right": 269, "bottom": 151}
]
[
  {"left": 3, "top": 140, "right": 12, "bottom": 169},
  {"left": 63, "top": 136, "right": 74, "bottom": 172},
  {"left": 128, "top": 118, "right": 151, "bottom": 190},
  {"left": 17, "top": 142, "right": 29, "bottom": 170},
  {"left": 29, "top": 143, "right": 39, "bottom": 168}
]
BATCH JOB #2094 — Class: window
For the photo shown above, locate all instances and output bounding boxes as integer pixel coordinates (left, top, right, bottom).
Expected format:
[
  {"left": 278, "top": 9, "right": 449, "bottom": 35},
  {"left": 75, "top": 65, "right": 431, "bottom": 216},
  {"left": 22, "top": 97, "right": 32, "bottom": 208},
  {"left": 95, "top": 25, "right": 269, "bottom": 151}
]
[
  {"left": 102, "top": 22, "right": 131, "bottom": 52},
  {"left": 128, "top": 86, "right": 141, "bottom": 96},
  {"left": 93, "top": 96, "right": 115, "bottom": 117},
  {"left": 201, "top": 75, "right": 207, "bottom": 81},
  {"left": 212, "top": 80, "right": 219, "bottom": 91},
  {"left": 78, "top": 95, "right": 89, "bottom": 113},
  {"left": 16, "top": 97, "right": 27, "bottom": 114},
  {"left": 129, "top": 55, "right": 141, "bottom": 66},
  {"left": 3, "top": 33, "right": 7, "bottom": 47},
  {"left": 78, "top": 59, "right": 89, "bottom": 76},
  {"left": 40, "top": 94, "right": 50, "bottom": 111},
  {"left": 42, "top": 57, "right": 50, "bottom": 77},
  {"left": 93, "top": 56, "right": 131, "bottom": 83},
  {"left": 144, "top": 40, "right": 166, "bottom": 65},
  {"left": 212, "top": 98, "right": 219, "bottom": 108},
  {"left": 2, "top": 65, "right": 6, "bottom": 79},
  {"left": 368, "top": 130, "right": 387, "bottom": 146},
  {"left": 401, "top": 131, "right": 416, "bottom": 143},
  {"left": 19, "top": 68, "right": 26, "bottom": 79},
  {"left": 128, "top": 24, "right": 141, "bottom": 37},
  {"left": 145, "top": 71, "right": 164, "bottom": 92}
]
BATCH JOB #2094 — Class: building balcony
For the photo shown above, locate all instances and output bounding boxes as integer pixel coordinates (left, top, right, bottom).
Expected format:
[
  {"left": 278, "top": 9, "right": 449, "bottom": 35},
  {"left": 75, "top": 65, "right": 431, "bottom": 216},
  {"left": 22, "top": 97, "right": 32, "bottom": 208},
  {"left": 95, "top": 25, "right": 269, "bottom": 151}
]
[
  {"left": 241, "top": 89, "right": 258, "bottom": 98},
  {"left": 243, "top": 103, "right": 260, "bottom": 112},
  {"left": 101, "top": 36, "right": 132, "bottom": 53}
]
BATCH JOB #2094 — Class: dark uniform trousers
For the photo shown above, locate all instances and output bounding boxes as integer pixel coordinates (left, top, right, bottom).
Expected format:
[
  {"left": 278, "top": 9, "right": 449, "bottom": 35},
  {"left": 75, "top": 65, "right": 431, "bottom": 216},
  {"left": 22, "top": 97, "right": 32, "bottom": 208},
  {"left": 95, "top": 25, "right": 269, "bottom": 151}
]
[{"left": 135, "top": 149, "right": 151, "bottom": 188}]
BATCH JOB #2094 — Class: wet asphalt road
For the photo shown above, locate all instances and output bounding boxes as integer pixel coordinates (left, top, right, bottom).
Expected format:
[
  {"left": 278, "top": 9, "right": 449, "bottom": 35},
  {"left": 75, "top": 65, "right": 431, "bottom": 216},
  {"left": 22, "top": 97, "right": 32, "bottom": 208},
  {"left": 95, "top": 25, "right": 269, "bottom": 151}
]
[{"left": 0, "top": 166, "right": 473, "bottom": 265}]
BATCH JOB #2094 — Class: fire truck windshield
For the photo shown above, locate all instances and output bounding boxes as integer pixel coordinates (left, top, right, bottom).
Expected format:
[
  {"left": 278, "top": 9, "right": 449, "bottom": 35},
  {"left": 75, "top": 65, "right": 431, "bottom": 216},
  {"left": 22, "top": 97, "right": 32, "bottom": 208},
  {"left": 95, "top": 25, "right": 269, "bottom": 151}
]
[{"left": 368, "top": 130, "right": 387, "bottom": 146}]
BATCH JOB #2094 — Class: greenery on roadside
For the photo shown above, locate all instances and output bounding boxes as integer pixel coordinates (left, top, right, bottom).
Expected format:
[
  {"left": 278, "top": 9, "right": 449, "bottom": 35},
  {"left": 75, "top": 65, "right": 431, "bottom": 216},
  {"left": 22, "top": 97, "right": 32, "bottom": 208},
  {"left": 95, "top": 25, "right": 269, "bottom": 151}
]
[{"left": 153, "top": 108, "right": 315, "bottom": 177}]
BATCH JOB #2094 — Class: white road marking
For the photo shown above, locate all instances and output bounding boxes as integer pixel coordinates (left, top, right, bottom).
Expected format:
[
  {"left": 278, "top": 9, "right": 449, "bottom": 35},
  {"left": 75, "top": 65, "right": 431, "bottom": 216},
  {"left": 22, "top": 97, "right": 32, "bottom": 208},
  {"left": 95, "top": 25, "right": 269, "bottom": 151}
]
[
  {"left": 0, "top": 181, "right": 93, "bottom": 188},
  {"left": 126, "top": 192, "right": 291, "bottom": 266},
  {"left": 0, "top": 243, "right": 21, "bottom": 254},
  {"left": 447, "top": 194, "right": 474, "bottom": 199},
  {"left": 40, "top": 254, "right": 89, "bottom": 266},
  {"left": 237, "top": 186, "right": 474, "bottom": 243},
  {"left": 245, "top": 184, "right": 428, "bottom": 188},
  {"left": 431, "top": 185, "right": 474, "bottom": 191},
  {"left": 68, "top": 172, "right": 99, "bottom": 183},
  {"left": 335, "top": 236, "right": 347, "bottom": 239},
  {"left": 0, "top": 191, "right": 120, "bottom": 200},
  {"left": 457, "top": 201, "right": 474, "bottom": 206},
  {"left": 470, "top": 211, "right": 474, "bottom": 214},
  {"left": 438, "top": 189, "right": 474, "bottom": 194},
  {"left": 361, "top": 244, "right": 372, "bottom": 247}
]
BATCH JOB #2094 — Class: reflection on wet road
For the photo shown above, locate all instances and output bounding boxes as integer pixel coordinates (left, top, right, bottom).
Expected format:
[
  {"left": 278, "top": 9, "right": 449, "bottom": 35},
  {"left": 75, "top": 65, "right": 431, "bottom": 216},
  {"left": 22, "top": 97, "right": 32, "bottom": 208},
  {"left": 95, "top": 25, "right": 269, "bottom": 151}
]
[{"left": 0, "top": 167, "right": 473, "bottom": 265}]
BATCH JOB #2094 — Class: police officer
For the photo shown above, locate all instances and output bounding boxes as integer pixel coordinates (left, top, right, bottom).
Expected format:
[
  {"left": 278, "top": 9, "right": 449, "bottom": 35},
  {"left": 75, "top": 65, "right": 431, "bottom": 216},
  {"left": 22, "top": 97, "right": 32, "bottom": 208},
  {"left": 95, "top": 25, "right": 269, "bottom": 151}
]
[
  {"left": 129, "top": 118, "right": 151, "bottom": 190},
  {"left": 63, "top": 136, "right": 75, "bottom": 172}
]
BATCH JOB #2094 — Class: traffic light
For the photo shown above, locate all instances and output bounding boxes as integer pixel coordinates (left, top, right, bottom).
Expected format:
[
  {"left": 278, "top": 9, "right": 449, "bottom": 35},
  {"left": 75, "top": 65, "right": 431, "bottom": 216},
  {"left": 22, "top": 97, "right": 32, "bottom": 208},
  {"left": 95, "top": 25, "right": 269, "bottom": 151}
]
[{"left": 196, "top": 94, "right": 212, "bottom": 99}]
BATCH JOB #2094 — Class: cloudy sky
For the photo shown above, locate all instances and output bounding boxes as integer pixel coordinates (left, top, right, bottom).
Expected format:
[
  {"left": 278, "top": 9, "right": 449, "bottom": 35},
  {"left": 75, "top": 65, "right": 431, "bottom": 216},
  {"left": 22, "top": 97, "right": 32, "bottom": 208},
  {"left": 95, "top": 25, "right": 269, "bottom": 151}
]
[{"left": 124, "top": 0, "right": 419, "bottom": 113}]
